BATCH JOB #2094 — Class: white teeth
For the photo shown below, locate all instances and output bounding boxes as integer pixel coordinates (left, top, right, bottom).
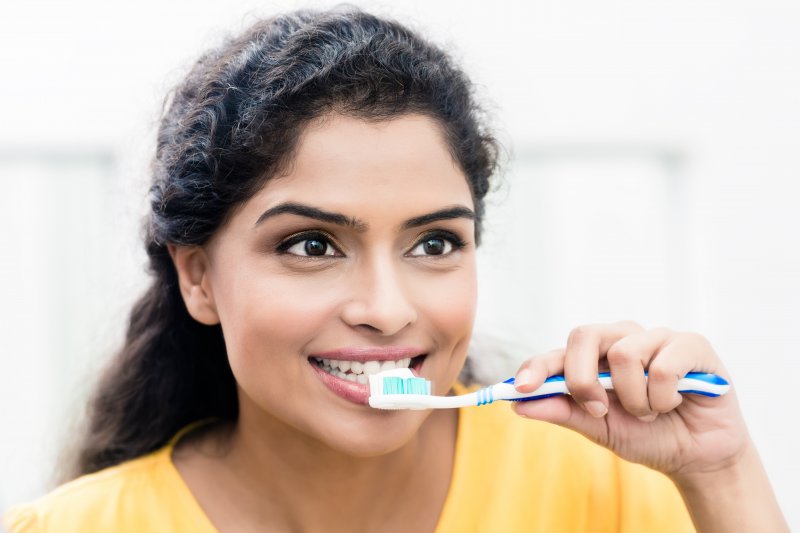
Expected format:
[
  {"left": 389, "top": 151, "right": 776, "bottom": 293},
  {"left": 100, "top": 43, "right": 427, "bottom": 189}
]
[
  {"left": 314, "top": 355, "right": 422, "bottom": 381},
  {"left": 363, "top": 361, "right": 381, "bottom": 375}
]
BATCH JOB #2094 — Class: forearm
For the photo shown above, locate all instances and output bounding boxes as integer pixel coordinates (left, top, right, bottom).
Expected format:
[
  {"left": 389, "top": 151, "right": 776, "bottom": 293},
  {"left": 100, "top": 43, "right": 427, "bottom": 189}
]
[{"left": 672, "top": 441, "right": 788, "bottom": 533}]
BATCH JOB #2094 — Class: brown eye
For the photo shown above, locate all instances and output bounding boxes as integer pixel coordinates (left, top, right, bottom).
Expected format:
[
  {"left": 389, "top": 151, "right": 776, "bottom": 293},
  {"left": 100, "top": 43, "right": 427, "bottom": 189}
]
[
  {"left": 285, "top": 238, "right": 336, "bottom": 257},
  {"left": 278, "top": 232, "right": 341, "bottom": 257},
  {"left": 423, "top": 238, "right": 446, "bottom": 255},
  {"left": 303, "top": 239, "right": 328, "bottom": 256},
  {"left": 408, "top": 236, "right": 455, "bottom": 257}
]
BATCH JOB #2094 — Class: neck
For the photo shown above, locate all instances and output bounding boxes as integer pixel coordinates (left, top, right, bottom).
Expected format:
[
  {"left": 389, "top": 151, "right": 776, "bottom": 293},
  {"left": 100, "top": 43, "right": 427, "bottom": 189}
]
[{"left": 188, "top": 400, "right": 458, "bottom": 532}]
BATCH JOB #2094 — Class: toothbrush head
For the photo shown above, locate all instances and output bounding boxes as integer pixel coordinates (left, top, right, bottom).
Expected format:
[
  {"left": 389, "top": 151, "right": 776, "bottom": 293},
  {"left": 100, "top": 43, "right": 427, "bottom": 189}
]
[{"left": 367, "top": 369, "right": 434, "bottom": 410}]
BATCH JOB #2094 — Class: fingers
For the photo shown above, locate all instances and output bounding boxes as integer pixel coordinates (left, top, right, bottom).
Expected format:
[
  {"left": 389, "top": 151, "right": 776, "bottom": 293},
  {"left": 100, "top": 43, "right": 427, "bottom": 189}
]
[
  {"left": 564, "top": 321, "right": 643, "bottom": 418},
  {"left": 514, "top": 349, "right": 565, "bottom": 393},
  {"left": 513, "top": 324, "right": 724, "bottom": 425},
  {"left": 606, "top": 327, "right": 673, "bottom": 420},
  {"left": 647, "top": 332, "right": 722, "bottom": 413}
]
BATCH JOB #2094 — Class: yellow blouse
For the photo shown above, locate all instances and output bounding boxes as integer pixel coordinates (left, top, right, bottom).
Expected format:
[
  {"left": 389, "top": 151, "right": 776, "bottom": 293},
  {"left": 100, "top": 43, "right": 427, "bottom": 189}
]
[{"left": 4, "top": 396, "right": 695, "bottom": 532}]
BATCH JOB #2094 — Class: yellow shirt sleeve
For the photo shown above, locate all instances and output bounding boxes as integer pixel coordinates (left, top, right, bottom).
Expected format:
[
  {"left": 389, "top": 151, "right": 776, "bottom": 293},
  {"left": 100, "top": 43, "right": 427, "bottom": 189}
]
[{"left": 3, "top": 446, "right": 216, "bottom": 533}]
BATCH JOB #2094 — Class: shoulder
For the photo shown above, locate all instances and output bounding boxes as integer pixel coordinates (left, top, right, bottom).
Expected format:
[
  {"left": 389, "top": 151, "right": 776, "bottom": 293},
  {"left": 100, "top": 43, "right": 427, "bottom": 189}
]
[{"left": 3, "top": 448, "right": 183, "bottom": 533}]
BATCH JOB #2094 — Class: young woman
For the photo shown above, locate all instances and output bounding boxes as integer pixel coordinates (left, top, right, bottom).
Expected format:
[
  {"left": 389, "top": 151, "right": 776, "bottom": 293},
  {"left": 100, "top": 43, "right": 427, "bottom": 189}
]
[{"left": 5, "top": 8, "right": 787, "bottom": 532}]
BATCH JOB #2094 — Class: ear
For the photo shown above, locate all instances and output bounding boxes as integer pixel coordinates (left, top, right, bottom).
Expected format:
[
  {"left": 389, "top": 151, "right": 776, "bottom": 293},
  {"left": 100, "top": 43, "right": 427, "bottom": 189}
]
[{"left": 167, "top": 244, "right": 221, "bottom": 325}]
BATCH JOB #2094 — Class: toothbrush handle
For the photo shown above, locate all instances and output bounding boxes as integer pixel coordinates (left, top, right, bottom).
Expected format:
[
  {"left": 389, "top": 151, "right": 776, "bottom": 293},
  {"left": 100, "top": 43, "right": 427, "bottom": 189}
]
[{"left": 484, "top": 371, "right": 730, "bottom": 404}]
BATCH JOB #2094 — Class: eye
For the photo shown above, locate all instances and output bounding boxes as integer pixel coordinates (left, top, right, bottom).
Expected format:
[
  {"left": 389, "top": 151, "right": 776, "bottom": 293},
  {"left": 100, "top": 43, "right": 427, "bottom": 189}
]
[
  {"left": 410, "top": 237, "right": 452, "bottom": 256},
  {"left": 286, "top": 239, "right": 336, "bottom": 256},
  {"left": 407, "top": 231, "right": 466, "bottom": 257},
  {"left": 278, "top": 232, "right": 341, "bottom": 257}
]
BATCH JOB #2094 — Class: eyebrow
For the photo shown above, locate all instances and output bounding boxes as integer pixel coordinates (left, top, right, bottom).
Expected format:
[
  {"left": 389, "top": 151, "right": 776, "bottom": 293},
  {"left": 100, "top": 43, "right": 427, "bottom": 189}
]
[
  {"left": 401, "top": 206, "right": 475, "bottom": 229},
  {"left": 254, "top": 202, "right": 475, "bottom": 231},
  {"left": 254, "top": 202, "right": 366, "bottom": 230}
]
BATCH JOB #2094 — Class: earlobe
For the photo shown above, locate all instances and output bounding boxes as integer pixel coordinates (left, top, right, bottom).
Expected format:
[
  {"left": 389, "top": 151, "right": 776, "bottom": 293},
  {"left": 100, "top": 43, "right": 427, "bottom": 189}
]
[{"left": 167, "top": 244, "right": 221, "bottom": 325}]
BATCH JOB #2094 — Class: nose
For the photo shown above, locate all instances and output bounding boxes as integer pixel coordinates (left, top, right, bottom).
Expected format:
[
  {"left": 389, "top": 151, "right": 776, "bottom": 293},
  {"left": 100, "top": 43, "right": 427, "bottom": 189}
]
[{"left": 340, "top": 255, "right": 418, "bottom": 336}]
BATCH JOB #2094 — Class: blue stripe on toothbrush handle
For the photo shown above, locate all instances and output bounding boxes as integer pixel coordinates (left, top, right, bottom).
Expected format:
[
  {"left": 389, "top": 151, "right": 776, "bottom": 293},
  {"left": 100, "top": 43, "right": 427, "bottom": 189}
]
[
  {"left": 682, "top": 372, "right": 729, "bottom": 385},
  {"left": 507, "top": 393, "right": 565, "bottom": 402},
  {"left": 500, "top": 371, "right": 728, "bottom": 402},
  {"left": 480, "top": 386, "right": 493, "bottom": 406}
]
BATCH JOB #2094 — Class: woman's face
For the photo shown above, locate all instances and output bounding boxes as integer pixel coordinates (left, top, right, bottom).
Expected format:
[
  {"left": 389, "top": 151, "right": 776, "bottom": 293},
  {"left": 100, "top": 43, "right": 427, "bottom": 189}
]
[{"left": 199, "top": 113, "right": 477, "bottom": 456}]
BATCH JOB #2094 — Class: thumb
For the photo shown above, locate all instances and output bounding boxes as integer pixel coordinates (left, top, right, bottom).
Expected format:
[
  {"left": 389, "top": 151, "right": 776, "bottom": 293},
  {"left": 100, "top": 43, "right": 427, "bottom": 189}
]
[{"left": 512, "top": 395, "right": 611, "bottom": 444}]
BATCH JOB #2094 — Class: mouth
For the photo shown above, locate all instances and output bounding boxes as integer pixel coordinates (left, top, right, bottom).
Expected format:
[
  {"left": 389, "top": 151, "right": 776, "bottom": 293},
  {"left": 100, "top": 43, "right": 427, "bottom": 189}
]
[{"left": 308, "top": 353, "right": 428, "bottom": 404}]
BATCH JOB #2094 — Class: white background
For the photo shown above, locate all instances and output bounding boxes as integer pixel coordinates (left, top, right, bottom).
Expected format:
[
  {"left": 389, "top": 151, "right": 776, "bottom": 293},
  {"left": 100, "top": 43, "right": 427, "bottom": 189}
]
[{"left": 1, "top": 0, "right": 798, "bottom": 528}]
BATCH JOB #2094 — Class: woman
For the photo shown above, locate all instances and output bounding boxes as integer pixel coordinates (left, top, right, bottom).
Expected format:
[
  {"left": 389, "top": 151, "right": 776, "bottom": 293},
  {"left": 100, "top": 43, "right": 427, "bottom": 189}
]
[{"left": 4, "top": 8, "right": 787, "bottom": 532}]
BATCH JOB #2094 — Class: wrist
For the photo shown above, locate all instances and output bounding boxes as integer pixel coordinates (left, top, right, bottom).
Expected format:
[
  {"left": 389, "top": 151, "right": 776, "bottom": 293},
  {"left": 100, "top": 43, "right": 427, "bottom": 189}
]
[
  {"left": 670, "top": 440, "right": 789, "bottom": 532},
  {"left": 669, "top": 437, "right": 756, "bottom": 492}
]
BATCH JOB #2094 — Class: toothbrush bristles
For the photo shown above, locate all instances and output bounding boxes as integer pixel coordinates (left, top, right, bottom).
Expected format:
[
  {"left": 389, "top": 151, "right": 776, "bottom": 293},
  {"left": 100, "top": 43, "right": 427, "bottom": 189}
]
[{"left": 381, "top": 376, "right": 431, "bottom": 395}]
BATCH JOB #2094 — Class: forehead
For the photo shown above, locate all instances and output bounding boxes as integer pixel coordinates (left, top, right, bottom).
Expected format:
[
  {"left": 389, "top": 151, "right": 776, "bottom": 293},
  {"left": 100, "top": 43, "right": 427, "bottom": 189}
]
[{"left": 242, "top": 114, "right": 474, "bottom": 222}]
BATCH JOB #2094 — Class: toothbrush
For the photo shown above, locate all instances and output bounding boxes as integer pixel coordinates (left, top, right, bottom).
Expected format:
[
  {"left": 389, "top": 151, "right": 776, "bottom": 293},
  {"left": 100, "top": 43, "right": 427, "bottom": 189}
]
[{"left": 368, "top": 368, "right": 730, "bottom": 410}]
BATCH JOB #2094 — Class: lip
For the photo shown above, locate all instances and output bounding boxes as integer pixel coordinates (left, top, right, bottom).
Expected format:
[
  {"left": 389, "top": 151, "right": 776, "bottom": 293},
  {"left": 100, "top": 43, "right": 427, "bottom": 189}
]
[
  {"left": 310, "top": 363, "right": 372, "bottom": 405},
  {"left": 310, "top": 346, "right": 425, "bottom": 362}
]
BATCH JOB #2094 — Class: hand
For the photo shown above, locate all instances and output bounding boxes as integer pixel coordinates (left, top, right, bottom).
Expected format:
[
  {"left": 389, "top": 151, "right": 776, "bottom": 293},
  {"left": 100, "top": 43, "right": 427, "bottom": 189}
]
[{"left": 512, "top": 321, "right": 750, "bottom": 478}]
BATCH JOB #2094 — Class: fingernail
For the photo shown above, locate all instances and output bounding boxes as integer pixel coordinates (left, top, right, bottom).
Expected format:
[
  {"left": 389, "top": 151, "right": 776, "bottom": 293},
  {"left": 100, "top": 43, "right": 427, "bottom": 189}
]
[
  {"left": 584, "top": 401, "right": 608, "bottom": 418},
  {"left": 637, "top": 413, "right": 658, "bottom": 422},
  {"left": 515, "top": 369, "right": 532, "bottom": 389}
]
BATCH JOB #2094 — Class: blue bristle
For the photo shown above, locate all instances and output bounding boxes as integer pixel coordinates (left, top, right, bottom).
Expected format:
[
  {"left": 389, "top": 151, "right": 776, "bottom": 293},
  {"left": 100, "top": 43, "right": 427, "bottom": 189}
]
[
  {"left": 382, "top": 377, "right": 405, "bottom": 394},
  {"left": 406, "top": 377, "right": 430, "bottom": 395},
  {"left": 381, "top": 376, "right": 432, "bottom": 395}
]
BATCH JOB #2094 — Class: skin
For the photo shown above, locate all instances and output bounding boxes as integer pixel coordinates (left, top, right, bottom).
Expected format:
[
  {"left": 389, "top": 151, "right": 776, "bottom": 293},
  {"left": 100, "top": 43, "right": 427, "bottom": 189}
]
[
  {"left": 170, "top": 114, "right": 476, "bottom": 532},
  {"left": 169, "top": 113, "right": 788, "bottom": 531}
]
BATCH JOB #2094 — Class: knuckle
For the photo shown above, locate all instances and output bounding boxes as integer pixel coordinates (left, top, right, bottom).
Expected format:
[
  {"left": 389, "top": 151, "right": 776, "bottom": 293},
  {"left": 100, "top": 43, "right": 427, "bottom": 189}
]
[
  {"left": 566, "top": 375, "right": 598, "bottom": 398},
  {"left": 606, "top": 343, "right": 636, "bottom": 366},
  {"left": 568, "top": 325, "right": 597, "bottom": 345},
  {"left": 647, "top": 362, "right": 675, "bottom": 384},
  {"left": 682, "top": 331, "right": 713, "bottom": 350}
]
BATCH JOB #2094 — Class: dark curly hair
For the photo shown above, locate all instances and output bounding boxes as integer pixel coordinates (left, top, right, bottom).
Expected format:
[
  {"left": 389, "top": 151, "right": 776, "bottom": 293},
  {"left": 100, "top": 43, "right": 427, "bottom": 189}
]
[{"left": 68, "top": 7, "right": 499, "bottom": 479}]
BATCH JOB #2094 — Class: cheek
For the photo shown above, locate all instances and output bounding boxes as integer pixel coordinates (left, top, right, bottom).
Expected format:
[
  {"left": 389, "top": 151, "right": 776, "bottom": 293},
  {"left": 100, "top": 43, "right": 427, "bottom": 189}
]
[
  {"left": 213, "top": 267, "right": 343, "bottom": 365},
  {"left": 415, "top": 266, "right": 478, "bottom": 345}
]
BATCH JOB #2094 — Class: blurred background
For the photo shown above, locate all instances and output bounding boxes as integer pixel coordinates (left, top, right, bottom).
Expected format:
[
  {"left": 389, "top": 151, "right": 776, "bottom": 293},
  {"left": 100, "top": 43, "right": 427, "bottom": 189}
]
[{"left": 1, "top": 0, "right": 798, "bottom": 528}]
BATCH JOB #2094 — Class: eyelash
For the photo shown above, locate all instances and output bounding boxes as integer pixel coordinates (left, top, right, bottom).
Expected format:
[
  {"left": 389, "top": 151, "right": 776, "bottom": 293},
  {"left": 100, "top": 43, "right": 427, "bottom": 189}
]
[
  {"left": 274, "top": 230, "right": 468, "bottom": 258},
  {"left": 406, "top": 230, "right": 468, "bottom": 258},
  {"left": 276, "top": 230, "right": 342, "bottom": 256}
]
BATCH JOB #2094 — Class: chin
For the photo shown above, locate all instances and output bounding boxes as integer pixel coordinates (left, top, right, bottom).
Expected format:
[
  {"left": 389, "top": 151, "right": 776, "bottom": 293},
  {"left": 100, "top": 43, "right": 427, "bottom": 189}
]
[{"left": 312, "top": 409, "right": 431, "bottom": 458}]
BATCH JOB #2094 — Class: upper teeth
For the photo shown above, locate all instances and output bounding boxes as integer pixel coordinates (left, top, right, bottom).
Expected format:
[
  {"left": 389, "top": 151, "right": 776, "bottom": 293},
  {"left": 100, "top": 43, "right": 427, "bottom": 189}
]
[{"left": 313, "top": 357, "right": 413, "bottom": 384}]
